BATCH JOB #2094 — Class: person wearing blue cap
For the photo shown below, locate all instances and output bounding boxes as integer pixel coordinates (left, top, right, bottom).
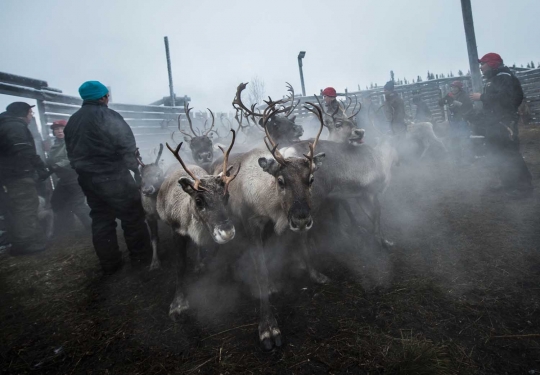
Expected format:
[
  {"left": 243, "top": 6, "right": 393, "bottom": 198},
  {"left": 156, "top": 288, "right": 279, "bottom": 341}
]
[{"left": 64, "top": 81, "right": 150, "bottom": 274}]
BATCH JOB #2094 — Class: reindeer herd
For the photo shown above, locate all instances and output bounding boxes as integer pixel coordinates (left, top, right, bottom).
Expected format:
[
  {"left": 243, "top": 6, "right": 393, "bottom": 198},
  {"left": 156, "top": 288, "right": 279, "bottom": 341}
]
[{"left": 136, "top": 82, "right": 401, "bottom": 351}]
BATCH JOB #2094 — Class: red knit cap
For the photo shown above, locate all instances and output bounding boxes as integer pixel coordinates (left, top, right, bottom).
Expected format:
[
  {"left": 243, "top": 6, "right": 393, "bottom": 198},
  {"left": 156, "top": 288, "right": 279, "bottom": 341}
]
[
  {"left": 322, "top": 87, "right": 337, "bottom": 97},
  {"left": 479, "top": 53, "right": 503, "bottom": 69},
  {"left": 50, "top": 119, "right": 67, "bottom": 129}
]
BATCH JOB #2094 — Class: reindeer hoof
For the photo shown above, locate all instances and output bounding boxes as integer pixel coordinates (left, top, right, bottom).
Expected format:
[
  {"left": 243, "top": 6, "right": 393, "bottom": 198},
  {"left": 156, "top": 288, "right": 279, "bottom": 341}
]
[
  {"left": 168, "top": 298, "right": 190, "bottom": 322},
  {"left": 310, "top": 270, "right": 330, "bottom": 285},
  {"left": 149, "top": 259, "right": 161, "bottom": 271},
  {"left": 259, "top": 322, "right": 282, "bottom": 351}
]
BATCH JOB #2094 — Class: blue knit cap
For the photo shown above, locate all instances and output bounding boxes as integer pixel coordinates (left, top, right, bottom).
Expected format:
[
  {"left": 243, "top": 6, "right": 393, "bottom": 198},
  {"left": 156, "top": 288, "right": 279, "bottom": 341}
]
[{"left": 78, "top": 81, "right": 109, "bottom": 100}]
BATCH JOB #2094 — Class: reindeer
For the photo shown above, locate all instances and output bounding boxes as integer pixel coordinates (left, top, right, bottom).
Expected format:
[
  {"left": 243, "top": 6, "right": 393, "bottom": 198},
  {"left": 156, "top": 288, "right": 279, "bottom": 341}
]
[
  {"left": 137, "top": 144, "right": 165, "bottom": 270},
  {"left": 215, "top": 83, "right": 326, "bottom": 351},
  {"left": 174, "top": 102, "right": 216, "bottom": 172},
  {"left": 314, "top": 94, "right": 362, "bottom": 144},
  {"left": 406, "top": 121, "right": 448, "bottom": 158},
  {"left": 157, "top": 132, "right": 240, "bottom": 320}
]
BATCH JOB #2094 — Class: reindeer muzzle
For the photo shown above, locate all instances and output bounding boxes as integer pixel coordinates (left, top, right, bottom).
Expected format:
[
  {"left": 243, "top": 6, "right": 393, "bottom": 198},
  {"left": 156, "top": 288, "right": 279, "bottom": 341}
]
[
  {"left": 212, "top": 221, "right": 235, "bottom": 244},
  {"left": 142, "top": 185, "right": 156, "bottom": 196},
  {"left": 288, "top": 201, "right": 313, "bottom": 232}
]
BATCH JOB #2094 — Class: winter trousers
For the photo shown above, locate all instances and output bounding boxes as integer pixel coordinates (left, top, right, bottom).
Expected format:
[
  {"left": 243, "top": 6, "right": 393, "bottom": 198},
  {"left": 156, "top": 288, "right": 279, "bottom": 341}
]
[
  {"left": 486, "top": 135, "right": 532, "bottom": 191},
  {"left": 51, "top": 181, "right": 91, "bottom": 233},
  {"left": 78, "top": 170, "right": 150, "bottom": 270},
  {"left": 0, "top": 177, "right": 46, "bottom": 254}
]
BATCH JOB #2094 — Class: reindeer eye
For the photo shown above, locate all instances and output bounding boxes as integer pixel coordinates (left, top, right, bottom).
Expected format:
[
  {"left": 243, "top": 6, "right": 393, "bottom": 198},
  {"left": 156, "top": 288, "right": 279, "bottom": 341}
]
[
  {"left": 277, "top": 176, "right": 285, "bottom": 188},
  {"left": 335, "top": 121, "right": 343, "bottom": 128},
  {"left": 195, "top": 198, "right": 204, "bottom": 208}
]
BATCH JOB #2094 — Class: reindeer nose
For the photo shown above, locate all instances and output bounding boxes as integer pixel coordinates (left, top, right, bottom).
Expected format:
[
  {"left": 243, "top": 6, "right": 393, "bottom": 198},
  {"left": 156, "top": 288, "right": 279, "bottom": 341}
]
[
  {"left": 288, "top": 200, "right": 313, "bottom": 232},
  {"left": 142, "top": 185, "right": 155, "bottom": 195},
  {"left": 212, "top": 221, "right": 235, "bottom": 244}
]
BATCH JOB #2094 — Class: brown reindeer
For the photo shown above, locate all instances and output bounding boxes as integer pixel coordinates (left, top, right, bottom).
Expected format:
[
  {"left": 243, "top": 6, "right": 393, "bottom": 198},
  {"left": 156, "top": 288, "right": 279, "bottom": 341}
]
[
  {"left": 157, "top": 132, "right": 240, "bottom": 320},
  {"left": 137, "top": 144, "right": 165, "bottom": 270},
  {"left": 213, "top": 83, "right": 326, "bottom": 351}
]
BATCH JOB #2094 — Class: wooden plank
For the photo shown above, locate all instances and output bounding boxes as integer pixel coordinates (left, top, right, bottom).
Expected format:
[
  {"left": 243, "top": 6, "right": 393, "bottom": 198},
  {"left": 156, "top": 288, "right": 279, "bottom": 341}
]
[
  {"left": 43, "top": 101, "right": 183, "bottom": 120},
  {"left": 0, "top": 72, "right": 49, "bottom": 90}
]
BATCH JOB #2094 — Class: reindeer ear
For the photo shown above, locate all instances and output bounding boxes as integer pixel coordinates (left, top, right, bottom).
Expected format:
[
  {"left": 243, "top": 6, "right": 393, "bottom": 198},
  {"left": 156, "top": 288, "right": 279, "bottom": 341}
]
[
  {"left": 183, "top": 137, "right": 192, "bottom": 144},
  {"left": 258, "top": 157, "right": 280, "bottom": 176},
  {"left": 312, "top": 153, "right": 326, "bottom": 171},
  {"left": 178, "top": 177, "right": 197, "bottom": 195},
  {"left": 290, "top": 115, "right": 297, "bottom": 123}
]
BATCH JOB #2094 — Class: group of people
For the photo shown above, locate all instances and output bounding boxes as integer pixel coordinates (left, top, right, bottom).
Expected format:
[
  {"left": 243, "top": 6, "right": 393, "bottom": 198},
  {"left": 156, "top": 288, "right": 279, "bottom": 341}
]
[
  {"left": 0, "top": 81, "right": 150, "bottom": 274},
  {"left": 321, "top": 52, "right": 533, "bottom": 197},
  {"left": 0, "top": 51, "right": 534, "bottom": 273}
]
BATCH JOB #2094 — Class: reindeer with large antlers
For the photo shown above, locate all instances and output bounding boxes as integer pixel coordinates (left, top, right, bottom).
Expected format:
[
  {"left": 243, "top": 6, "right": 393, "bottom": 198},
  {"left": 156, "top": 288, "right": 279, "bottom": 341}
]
[
  {"left": 174, "top": 102, "right": 216, "bottom": 171},
  {"left": 157, "top": 130, "right": 240, "bottom": 320},
  {"left": 233, "top": 82, "right": 304, "bottom": 147},
  {"left": 211, "top": 84, "right": 326, "bottom": 351},
  {"left": 315, "top": 94, "right": 363, "bottom": 144},
  {"left": 137, "top": 144, "right": 165, "bottom": 270}
]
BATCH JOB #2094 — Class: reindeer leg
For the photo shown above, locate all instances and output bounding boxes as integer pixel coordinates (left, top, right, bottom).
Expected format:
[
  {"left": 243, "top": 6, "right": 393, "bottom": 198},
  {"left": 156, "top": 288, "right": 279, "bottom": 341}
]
[
  {"left": 359, "top": 194, "right": 393, "bottom": 249},
  {"left": 302, "top": 233, "right": 330, "bottom": 284},
  {"left": 168, "top": 232, "right": 190, "bottom": 321},
  {"left": 148, "top": 218, "right": 161, "bottom": 271},
  {"left": 244, "top": 218, "right": 281, "bottom": 351},
  {"left": 420, "top": 141, "right": 430, "bottom": 159},
  {"left": 341, "top": 199, "right": 361, "bottom": 228}
]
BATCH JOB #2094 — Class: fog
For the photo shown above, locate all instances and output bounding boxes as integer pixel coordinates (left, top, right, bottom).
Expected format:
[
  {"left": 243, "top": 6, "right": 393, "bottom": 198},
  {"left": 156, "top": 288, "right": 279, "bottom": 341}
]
[{"left": 1, "top": 0, "right": 539, "bottom": 113}]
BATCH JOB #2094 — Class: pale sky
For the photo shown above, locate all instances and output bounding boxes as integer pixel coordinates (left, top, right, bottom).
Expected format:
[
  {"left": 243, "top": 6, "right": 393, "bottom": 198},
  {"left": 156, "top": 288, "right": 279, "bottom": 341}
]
[{"left": 1, "top": 0, "right": 539, "bottom": 113}]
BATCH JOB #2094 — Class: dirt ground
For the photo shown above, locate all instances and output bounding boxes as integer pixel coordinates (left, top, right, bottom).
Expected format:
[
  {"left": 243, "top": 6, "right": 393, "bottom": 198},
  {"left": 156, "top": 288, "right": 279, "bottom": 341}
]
[{"left": 1, "top": 126, "right": 540, "bottom": 375}]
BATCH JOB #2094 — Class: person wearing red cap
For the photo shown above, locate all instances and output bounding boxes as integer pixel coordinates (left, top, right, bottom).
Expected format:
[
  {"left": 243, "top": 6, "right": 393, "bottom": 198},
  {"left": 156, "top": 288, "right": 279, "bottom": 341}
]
[
  {"left": 469, "top": 53, "right": 532, "bottom": 197},
  {"left": 47, "top": 120, "right": 91, "bottom": 235},
  {"left": 321, "top": 87, "right": 344, "bottom": 115},
  {"left": 438, "top": 81, "right": 473, "bottom": 165}
]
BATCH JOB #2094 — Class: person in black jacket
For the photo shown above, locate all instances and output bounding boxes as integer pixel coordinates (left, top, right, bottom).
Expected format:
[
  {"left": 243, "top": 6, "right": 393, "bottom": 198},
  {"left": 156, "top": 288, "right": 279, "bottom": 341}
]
[
  {"left": 383, "top": 81, "right": 406, "bottom": 136},
  {"left": 470, "top": 53, "right": 532, "bottom": 197},
  {"left": 439, "top": 81, "right": 474, "bottom": 164},
  {"left": 47, "top": 120, "right": 91, "bottom": 235},
  {"left": 65, "top": 81, "right": 150, "bottom": 274},
  {"left": 0, "top": 102, "right": 51, "bottom": 255}
]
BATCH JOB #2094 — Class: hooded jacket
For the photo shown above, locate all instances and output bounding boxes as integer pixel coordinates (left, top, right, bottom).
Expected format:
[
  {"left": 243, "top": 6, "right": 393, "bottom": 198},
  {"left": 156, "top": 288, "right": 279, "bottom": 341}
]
[
  {"left": 481, "top": 66, "right": 524, "bottom": 124},
  {"left": 64, "top": 100, "right": 138, "bottom": 175},
  {"left": 0, "top": 112, "right": 47, "bottom": 180}
]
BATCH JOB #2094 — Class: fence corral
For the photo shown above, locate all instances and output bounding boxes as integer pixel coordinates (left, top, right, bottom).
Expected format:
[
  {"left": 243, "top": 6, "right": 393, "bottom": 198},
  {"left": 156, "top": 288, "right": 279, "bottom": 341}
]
[
  {"left": 0, "top": 72, "right": 185, "bottom": 156},
  {"left": 289, "top": 69, "right": 540, "bottom": 127}
]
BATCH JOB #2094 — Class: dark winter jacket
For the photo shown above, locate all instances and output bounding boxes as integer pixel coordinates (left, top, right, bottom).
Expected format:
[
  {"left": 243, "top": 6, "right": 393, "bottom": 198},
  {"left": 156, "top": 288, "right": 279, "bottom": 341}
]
[
  {"left": 481, "top": 66, "right": 524, "bottom": 124},
  {"left": 384, "top": 93, "right": 406, "bottom": 125},
  {"left": 413, "top": 99, "right": 432, "bottom": 123},
  {"left": 47, "top": 138, "right": 78, "bottom": 184},
  {"left": 0, "top": 112, "right": 47, "bottom": 181},
  {"left": 64, "top": 101, "right": 138, "bottom": 175},
  {"left": 438, "top": 89, "right": 473, "bottom": 122}
]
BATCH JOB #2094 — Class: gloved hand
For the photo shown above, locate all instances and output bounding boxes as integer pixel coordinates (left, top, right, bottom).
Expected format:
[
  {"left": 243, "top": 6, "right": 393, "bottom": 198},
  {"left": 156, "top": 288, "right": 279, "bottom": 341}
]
[{"left": 37, "top": 168, "right": 53, "bottom": 182}]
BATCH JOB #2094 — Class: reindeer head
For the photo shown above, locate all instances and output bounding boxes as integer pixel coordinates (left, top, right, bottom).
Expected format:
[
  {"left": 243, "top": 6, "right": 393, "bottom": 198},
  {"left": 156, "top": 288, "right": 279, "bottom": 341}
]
[
  {"left": 137, "top": 144, "right": 165, "bottom": 196},
  {"left": 315, "top": 94, "right": 362, "bottom": 144},
  {"left": 233, "top": 83, "right": 325, "bottom": 232},
  {"left": 177, "top": 102, "right": 215, "bottom": 170},
  {"left": 166, "top": 130, "right": 241, "bottom": 244}
]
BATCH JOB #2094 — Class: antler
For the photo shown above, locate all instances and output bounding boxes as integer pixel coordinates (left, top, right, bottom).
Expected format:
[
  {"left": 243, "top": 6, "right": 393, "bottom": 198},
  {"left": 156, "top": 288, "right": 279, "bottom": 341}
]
[
  {"left": 347, "top": 96, "right": 362, "bottom": 119},
  {"left": 217, "top": 129, "right": 242, "bottom": 196},
  {"left": 232, "top": 83, "right": 264, "bottom": 116},
  {"left": 203, "top": 108, "right": 215, "bottom": 136},
  {"left": 284, "top": 82, "right": 300, "bottom": 117},
  {"left": 262, "top": 100, "right": 290, "bottom": 166},
  {"left": 165, "top": 142, "right": 207, "bottom": 192},
  {"left": 155, "top": 143, "right": 164, "bottom": 165},
  {"left": 302, "top": 102, "right": 325, "bottom": 172},
  {"left": 183, "top": 102, "right": 198, "bottom": 137}
]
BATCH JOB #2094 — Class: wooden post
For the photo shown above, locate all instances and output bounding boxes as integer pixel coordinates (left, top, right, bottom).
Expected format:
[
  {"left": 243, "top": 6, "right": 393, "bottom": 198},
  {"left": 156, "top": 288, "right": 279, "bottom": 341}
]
[
  {"left": 164, "top": 36, "right": 175, "bottom": 107},
  {"left": 460, "top": 0, "right": 483, "bottom": 104}
]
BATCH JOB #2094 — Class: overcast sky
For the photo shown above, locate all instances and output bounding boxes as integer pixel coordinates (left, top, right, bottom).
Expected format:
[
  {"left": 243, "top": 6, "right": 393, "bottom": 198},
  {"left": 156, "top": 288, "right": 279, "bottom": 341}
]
[{"left": 1, "top": 0, "right": 539, "bottom": 113}]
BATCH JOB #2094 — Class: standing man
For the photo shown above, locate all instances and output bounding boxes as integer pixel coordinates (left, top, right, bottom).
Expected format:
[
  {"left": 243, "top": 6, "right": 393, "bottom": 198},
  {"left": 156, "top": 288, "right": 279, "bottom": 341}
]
[
  {"left": 47, "top": 120, "right": 91, "bottom": 235},
  {"left": 65, "top": 81, "right": 150, "bottom": 274},
  {"left": 439, "top": 81, "right": 473, "bottom": 164},
  {"left": 383, "top": 81, "right": 406, "bottom": 136},
  {"left": 0, "top": 102, "right": 50, "bottom": 255},
  {"left": 321, "top": 87, "right": 344, "bottom": 115},
  {"left": 470, "top": 53, "right": 533, "bottom": 197}
]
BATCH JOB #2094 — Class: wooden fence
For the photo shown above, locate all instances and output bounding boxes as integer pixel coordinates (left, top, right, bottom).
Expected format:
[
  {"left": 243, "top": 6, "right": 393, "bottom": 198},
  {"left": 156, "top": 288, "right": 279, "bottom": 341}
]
[
  {"left": 289, "top": 68, "right": 540, "bottom": 126},
  {"left": 0, "top": 72, "right": 185, "bottom": 156}
]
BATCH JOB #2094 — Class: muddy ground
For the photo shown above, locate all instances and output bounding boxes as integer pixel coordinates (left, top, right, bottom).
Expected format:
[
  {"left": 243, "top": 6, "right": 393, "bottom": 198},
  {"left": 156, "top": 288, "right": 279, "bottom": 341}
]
[{"left": 1, "top": 126, "right": 540, "bottom": 374}]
